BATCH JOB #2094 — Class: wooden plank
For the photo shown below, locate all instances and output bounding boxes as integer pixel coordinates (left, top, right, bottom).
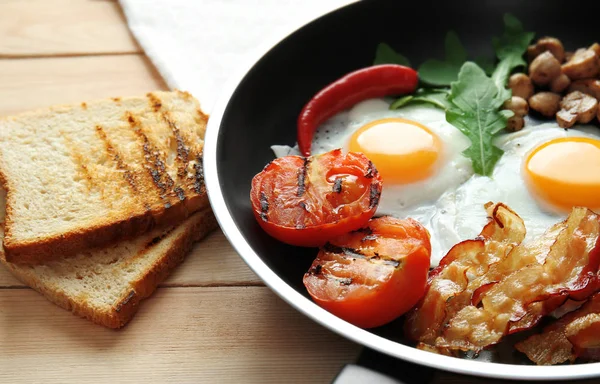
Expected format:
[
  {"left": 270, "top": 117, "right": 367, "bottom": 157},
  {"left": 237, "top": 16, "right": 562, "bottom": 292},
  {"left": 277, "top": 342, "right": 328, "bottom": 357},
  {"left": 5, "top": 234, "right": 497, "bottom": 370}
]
[
  {"left": 1, "top": 285, "right": 598, "bottom": 384},
  {"left": 0, "top": 54, "right": 167, "bottom": 117},
  {"left": 0, "top": 286, "right": 360, "bottom": 383},
  {"left": 0, "top": 0, "right": 139, "bottom": 57},
  {"left": 164, "top": 230, "right": 261, "bottom": 286},
  {"left": 0, "top": 229, "right": 261, "bottom": 287}
]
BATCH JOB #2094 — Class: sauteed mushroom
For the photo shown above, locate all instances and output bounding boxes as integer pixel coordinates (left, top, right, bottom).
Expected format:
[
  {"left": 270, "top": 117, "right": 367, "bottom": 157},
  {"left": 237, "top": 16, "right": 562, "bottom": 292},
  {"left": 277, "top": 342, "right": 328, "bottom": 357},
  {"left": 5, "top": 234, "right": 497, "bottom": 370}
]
[
  {"left": 508, "top": 73, "right": 534, "bottom": 99},
  {"left": 527, "top": 37, "right": 566, "bottom": 62},
  {"left": 568, "top": 79, "right": 600, "bottom": 100},
  {"left": 562, "top": 48, "right": 600, "bottom": 80},
  {"left": 529, "top": 92, "right": 561, "bottom": 117},
  {"left": 550, "top": 73, "right": 571, "bottom": 93},
  {"left": 529, "top": 51, "right": 562, "bottom": 86},
  {"left": 503, "top": 96, "right": 529, "bottom": 117},
  {"left": 556, "top": 91, "right": 599, "bottom": 128}
]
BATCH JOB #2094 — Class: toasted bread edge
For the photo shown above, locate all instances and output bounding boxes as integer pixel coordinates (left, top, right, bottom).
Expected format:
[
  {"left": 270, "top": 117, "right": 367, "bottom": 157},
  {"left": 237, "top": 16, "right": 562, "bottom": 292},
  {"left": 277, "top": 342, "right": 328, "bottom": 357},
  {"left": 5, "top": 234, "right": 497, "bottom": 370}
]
[
  {"left": 1, "top": 208, "right": 217, "bottom": 329},
  {"left": 3, "top": 194, "right": 210, "bottom": 266}
]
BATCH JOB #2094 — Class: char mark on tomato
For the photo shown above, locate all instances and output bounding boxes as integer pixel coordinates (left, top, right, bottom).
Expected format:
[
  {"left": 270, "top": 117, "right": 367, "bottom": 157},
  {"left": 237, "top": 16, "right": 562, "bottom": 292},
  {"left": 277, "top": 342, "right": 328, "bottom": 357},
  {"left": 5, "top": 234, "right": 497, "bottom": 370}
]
[
  {"left": 369, "top": 184, "right": 381, "bottom": 209},
  {"left": 297, "top": 157, "right": 310, "bottom": 197},
  {"left": 259, "top": 192, "right": 269, "bottom": 221},
  {"left": 323, "top": 243, "right": 367, "bottom": 259},
  {"left": 365, "top": 161, "right": 376, "bottom": 178},
  {"left": 309, "top": 264, "right": 322, "bottom": 275},
  {"left": 333, "top": 177, "right": 343, "bottom": 193},
  {"left": 323, "top": 243, "right": 400, "bottom": 267},
  {"left": 299, "top": 201, "right": 308, "bottom": 211}
]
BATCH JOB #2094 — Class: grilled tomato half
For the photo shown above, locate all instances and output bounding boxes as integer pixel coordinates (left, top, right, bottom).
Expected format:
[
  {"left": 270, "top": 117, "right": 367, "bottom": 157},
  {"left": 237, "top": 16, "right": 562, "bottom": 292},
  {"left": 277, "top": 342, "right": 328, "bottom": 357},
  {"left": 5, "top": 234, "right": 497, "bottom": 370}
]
[
  {"left": 250, "top": 149, "right": 382, "bottom": 247},
  {"left": 303, "top": 216, "right": 431, "bottom": 328}
]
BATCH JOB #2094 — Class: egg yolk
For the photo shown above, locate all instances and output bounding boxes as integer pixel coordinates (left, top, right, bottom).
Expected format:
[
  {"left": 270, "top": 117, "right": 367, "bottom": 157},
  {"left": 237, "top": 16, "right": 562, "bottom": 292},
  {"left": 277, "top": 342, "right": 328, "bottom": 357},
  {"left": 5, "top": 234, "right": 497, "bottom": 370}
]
[
  {"left": 524, "top": 137, "right": 600, "bottom": 211},
  {"left": 348, "top": 118, "right": 441, "bottom": 184}
]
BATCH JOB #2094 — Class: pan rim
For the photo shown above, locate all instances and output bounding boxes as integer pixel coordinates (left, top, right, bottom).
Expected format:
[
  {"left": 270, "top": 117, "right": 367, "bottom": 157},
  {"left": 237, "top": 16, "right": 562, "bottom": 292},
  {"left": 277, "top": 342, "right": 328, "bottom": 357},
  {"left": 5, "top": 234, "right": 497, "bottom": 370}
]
[{"left": 203, "top": 1, "right": 600, "bottom": 380}]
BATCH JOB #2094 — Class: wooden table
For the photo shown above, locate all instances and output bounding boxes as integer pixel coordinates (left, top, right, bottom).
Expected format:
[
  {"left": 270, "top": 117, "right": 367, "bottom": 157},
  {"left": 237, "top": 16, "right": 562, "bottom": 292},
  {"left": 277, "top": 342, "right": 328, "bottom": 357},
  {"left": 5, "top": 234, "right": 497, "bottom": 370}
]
[{"left": 0, "top": 1, "right": 592, "bottom": 383}]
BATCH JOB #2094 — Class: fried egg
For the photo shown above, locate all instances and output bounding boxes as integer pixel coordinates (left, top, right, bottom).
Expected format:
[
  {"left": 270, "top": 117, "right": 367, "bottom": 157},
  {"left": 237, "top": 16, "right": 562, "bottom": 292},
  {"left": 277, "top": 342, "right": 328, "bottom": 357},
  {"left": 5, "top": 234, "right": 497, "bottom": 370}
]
[{"left": 272, "top": 99, "right": 600, "bottom": 266}]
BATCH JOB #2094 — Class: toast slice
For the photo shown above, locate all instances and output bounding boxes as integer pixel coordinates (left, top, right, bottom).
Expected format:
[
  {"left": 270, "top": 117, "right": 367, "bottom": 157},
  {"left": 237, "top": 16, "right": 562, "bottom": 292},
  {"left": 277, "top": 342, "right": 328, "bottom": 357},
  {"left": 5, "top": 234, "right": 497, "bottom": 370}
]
[
  {"left": 0, "top": 188, "right": 218, "bottom": 328},
  {"left": 0, "top": 91, "right": 210, "bottom": 264}
]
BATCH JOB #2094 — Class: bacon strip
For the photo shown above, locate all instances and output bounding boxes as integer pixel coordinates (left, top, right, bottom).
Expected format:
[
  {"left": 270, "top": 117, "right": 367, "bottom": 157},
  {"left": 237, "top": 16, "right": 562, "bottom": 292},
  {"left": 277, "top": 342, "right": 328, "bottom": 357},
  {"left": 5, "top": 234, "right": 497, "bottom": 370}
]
[
  {"left": 406, "top": 205, "right": 600, "bottom": 354},
  {"left": 405, "top": 202, "right": 526, "bottom": 347},
  {"left": 516, "top": 294, "right": 600, "bottom": 365}
]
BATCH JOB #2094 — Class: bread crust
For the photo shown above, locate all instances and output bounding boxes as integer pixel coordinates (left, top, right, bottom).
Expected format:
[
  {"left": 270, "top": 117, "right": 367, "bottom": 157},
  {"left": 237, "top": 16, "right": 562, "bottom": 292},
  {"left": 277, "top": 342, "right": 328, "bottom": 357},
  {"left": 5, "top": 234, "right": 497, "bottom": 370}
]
[
  {"left": 3, "top": 193, "right": 209, "bottom": 265},
  {"left": 1, "top": 208, "right": 217, "bottom": 328}
]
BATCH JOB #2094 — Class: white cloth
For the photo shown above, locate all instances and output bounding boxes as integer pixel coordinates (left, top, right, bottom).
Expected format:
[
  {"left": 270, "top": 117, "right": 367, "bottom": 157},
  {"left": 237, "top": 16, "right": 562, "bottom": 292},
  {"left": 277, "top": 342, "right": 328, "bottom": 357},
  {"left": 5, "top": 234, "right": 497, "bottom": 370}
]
[{"left": 120, "top": 0, "right": 354, "bottom": 113}]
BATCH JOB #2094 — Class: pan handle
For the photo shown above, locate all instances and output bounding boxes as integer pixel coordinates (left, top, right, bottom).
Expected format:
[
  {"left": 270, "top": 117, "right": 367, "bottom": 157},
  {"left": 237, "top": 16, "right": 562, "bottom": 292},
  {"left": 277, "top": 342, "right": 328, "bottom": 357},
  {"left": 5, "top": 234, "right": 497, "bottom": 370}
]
[{"left": 332, "top": 348, "right": 435, "bottom": 384}]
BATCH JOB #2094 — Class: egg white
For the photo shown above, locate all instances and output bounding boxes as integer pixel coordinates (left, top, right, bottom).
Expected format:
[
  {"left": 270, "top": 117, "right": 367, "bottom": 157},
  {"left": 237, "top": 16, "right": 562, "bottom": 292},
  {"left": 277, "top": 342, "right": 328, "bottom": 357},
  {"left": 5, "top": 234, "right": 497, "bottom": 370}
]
[
  {"left": 272, "top": 99, "right": 600, "bottom": 266},
  {"left": 437, "top": 120, "right": 600, "bottom": 257}
]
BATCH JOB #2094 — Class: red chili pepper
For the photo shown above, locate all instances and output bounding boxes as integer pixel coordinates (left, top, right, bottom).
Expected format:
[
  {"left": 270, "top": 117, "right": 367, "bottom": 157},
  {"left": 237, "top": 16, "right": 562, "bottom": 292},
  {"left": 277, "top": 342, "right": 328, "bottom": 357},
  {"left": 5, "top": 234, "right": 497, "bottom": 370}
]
[{"left": 297, "top": 64, "right": 419, "bottom": 157}]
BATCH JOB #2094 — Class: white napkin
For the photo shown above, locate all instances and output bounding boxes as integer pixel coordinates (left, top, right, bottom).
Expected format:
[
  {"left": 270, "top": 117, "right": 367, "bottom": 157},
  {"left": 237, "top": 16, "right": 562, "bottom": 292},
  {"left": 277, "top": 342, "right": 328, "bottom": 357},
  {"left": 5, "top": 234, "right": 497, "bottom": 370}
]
[{"left": 119, "top": 0, "right": 354, "bottom": 113}]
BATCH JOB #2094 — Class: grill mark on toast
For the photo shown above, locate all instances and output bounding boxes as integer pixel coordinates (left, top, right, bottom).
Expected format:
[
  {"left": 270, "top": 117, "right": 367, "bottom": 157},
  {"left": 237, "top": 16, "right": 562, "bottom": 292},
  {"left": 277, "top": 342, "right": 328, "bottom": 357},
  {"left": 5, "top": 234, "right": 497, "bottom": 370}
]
[
  {"left": 114, "top": 290, "right": 137, "bottom": 313},
  {"left": 161, "top": 111, "right": 189, "bottom": 201},
  {"left": 125, "top": 112, "right": 176, "bottom": 201},
  {"left": 151, "top": 91, "right": 207, "bottom": 199},
  {"left": 162, "top": 111, "right": 190, "bottom": 173},
  {"left": 111, "top": 97, "right": 121, "bottom": 103},
  {"left": 62, "top": 136, "right": 98, "bottom": 195},
  {"left": 119, "top": 226, "right": 177, "bottom": 269},
  {"left": 147, "top": 92, "right": 162, "bottom": 112},
  {"left": 174, "top": 186, "right": 185, "bottom": 201},
  {"left": 159, "top": 93, "right": 207, "bottom": 195},
  {"left": 151, "top": 93, "right": 205, "bottom": 200},
  {"left": 193, "top": 154, "right": 205, "bottom": 194},
  {"left": 145, "top": 226, "right": 176, "bottom": 249},
  {"left": 94, "top": 125, "right": 150, "bottom": 211}
]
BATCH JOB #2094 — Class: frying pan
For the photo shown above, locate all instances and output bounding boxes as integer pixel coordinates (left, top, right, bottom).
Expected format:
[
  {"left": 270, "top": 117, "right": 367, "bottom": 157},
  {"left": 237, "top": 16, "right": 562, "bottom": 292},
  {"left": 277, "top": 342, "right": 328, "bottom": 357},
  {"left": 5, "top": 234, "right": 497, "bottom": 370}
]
[{"left": 203, "top": 0, "right": 600, "bottom": 381}]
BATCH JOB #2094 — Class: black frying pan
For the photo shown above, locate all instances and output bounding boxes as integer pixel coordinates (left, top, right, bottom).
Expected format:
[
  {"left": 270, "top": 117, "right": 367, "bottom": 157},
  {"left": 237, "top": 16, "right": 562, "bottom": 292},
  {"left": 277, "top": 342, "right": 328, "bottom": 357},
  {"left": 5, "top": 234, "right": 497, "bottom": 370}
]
[{"left": 204, "top": 0, "right": 600, "bottom": 381}]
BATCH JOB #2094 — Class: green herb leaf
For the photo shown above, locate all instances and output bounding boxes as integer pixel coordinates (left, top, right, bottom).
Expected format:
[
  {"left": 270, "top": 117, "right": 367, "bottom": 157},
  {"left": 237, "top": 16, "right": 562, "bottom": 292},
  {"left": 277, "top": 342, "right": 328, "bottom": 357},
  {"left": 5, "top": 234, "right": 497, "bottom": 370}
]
[
  {"left": 491, "top": 13, "right": 534, "bottom": 88},
  {"left": 418, "top": 31, "right": 467, "bottom": 86},
  {"left": 373, "top": 43, "right": 411, "bottom": 66},
  {"left": 446, "top": 62, "right": 513, "bottom": 176},
  {"left": 389, "top": 95, "right": 414, "bottom": 109},
  {"left": 390, "top": 88, "right": 451, "bottom": 110}
]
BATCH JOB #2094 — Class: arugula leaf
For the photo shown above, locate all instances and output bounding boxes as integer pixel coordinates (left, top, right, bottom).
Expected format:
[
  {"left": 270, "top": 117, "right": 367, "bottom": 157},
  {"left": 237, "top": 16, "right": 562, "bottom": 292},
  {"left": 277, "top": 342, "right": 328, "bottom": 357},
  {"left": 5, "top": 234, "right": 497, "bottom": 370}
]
[
  {"left": 446, "top": 62, "right": 513, "bottom": 176},
  {"left": 443, "top": 15, "right": 531, "bottom": 176},
  {"left": 389, "top": 88, "right": 451, "bottom": 110},
  {"left": 491, "top": 13, "right": 534, "bottom": 89},
  {"left": 389, "top": 95, "right": 414, "bottom": 109},
  {"left": 418, "top": 31, "right": 467, "bottom": 86},
  {"left": 373, "top": 43, "right": 410, "bottom": 66}
]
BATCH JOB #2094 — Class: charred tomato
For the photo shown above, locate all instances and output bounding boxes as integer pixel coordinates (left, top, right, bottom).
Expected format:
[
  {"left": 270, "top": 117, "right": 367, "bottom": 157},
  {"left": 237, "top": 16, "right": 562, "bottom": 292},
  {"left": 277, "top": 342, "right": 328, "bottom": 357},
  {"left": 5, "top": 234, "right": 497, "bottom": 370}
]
[
  {"left": 303, "top": 216, "right": 431, "bottom": 328},
  {"left": 250, "top": 149, "right": 383, "bottom": 247}
]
